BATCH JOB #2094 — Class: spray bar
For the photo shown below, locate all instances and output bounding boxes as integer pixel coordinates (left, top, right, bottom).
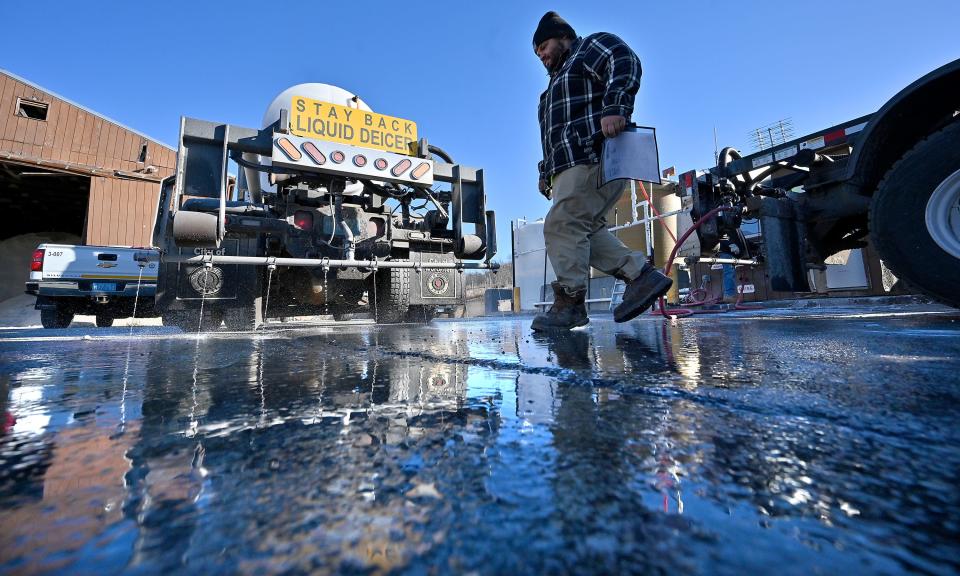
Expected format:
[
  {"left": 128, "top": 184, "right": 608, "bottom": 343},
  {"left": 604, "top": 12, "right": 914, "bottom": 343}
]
[
  {"left": 142, "top": 251, "right": 499, "bottom": 271},
  {"left": 685, "top": 257, "right": 759, "bottom": 266}
]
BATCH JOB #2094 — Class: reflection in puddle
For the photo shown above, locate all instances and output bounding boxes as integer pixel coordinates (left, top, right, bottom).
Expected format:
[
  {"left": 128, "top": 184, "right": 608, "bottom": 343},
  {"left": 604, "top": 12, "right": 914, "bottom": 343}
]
[{"left": 1, "top": 314, "right": 959, "bottom": 573}]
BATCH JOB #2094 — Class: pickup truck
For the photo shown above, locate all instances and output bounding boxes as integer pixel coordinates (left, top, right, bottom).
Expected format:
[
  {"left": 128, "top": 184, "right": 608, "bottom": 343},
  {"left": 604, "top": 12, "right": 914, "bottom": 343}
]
[{"left": 25, "top": 244, "right": 159, "bottom": 329}]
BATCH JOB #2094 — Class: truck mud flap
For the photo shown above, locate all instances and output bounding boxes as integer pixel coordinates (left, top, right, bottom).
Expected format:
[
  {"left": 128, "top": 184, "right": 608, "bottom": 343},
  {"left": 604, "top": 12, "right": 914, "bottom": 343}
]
[
  {"left": 408, "top": 252, "right": 462, "bottom": 305},
  {"left": 174, "top": 238, "right": 242, "bottom": 301},
  {"left": 757, "top": 198, "right": 810, "bottom": 292}
]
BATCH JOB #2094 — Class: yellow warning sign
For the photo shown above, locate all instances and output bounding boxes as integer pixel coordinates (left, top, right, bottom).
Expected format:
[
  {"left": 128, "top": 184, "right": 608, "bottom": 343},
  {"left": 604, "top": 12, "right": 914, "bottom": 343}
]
[{"left": 289, "top": 96, "right": 417, "bottom": 156}]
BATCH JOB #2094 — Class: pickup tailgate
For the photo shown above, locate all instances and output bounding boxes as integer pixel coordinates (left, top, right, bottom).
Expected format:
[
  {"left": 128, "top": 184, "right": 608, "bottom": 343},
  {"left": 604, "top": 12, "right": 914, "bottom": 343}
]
[{"left": 32, "top": 244, "right": 158, "bottom": 293}]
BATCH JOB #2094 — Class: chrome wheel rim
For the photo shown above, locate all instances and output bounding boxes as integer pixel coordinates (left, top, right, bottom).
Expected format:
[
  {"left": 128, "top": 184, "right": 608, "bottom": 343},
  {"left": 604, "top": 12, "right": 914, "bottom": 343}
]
[{"left": 925, "top": 168, "right": 960, "bottom": 260}]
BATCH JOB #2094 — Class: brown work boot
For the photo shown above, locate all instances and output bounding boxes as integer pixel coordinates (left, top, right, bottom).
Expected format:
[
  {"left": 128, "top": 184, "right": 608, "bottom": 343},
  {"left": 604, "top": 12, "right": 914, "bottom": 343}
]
[
  {"left": 613, "top": 265, "right": 673, "bottom": 323},
  {"left": 531, "top": 282, "right": 588, "bottom": 331}
]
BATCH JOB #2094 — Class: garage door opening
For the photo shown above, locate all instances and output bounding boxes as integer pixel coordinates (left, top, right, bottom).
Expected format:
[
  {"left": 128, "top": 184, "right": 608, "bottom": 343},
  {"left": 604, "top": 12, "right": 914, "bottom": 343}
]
[
  {"left": 0, "top": 161, "right": 89, "bottom": 306},
  {"left": 0, "top": 161, "right": 90, "bottom": 241}
]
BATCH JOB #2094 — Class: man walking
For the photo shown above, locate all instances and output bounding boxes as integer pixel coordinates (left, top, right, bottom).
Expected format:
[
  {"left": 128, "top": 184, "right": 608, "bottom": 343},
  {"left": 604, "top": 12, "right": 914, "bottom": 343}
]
[{"left": 531, "top": 11, "right": 673, "bottom": 332}]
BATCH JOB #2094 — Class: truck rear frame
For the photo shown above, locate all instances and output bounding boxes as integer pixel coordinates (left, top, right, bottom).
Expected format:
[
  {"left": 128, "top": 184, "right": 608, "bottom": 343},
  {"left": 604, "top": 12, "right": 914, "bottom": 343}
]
[
  {"left": 152, "top": 107, "right": 498, "bottom": 329},
  {"left": 679, "top": 58, "right": 960, "bottom": 306}
]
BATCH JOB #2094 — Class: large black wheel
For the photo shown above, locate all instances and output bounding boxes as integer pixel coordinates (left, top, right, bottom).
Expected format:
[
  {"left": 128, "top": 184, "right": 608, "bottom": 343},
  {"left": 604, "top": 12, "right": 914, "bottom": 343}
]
[
  {"left": 95, "top": 314, "right": 115, "bottom": 328},
  {"left": 40, "top": 305, "right": 73, "bottom": 329},
  {"left": 372, "top": 268, "right": 410, "bottom": 324},
  {"left": 224, "top": 296, "right": 263, "bottom": 331},
  {"left": 870, "top": 121, "right": 960, "bottom": 307}
]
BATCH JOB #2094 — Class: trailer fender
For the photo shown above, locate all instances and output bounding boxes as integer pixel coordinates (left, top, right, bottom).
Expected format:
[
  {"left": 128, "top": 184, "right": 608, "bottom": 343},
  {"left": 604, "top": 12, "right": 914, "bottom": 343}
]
[{"left": 847, "top": 58, "right": 960, "bottom": 196}]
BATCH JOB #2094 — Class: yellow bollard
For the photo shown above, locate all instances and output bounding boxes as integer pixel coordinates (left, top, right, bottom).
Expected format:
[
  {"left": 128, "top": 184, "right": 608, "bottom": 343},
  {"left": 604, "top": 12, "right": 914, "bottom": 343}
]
[{"left": 651, "top": 182, "right": 681, "bottom": 304}]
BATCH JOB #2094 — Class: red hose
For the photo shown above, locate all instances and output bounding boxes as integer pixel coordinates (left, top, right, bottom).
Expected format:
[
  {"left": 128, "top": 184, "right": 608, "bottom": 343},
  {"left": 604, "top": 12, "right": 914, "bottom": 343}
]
[
  {"left": 651, "top": 205, "right": 727, "bottom": 318},
  {"left": 681, "top": 287, "right": 720, "bottom": 307},
  {"left": 637, "top": 201, "right": 764, "bottom": 318},
  {"left": 636, "top": 181, "right": 678, "bottom": 243}
]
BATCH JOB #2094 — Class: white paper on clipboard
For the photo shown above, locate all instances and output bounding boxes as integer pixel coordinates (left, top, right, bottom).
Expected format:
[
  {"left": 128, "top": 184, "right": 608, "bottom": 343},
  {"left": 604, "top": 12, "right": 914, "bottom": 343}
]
[{"left": 599, "top": 126, "right": 660, "bottom": 186}]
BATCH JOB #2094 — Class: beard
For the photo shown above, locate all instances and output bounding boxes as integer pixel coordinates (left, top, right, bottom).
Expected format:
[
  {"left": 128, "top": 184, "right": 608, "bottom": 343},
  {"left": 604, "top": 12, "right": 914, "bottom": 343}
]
[{"left": 547, "top": 47, "right": 570, "bottom": 75}]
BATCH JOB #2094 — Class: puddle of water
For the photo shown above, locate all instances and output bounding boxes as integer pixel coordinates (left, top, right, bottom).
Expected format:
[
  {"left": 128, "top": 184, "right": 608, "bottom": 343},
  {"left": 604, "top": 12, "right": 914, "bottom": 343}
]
[{"left": 0, "top": 315, "right": 958, "bottom": 573}]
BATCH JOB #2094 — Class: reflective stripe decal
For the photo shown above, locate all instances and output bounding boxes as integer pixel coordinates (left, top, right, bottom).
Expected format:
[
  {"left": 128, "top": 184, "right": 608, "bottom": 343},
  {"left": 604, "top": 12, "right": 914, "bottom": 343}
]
[{"left": 79, "top": 274, "right": 158, "bottom": 280}]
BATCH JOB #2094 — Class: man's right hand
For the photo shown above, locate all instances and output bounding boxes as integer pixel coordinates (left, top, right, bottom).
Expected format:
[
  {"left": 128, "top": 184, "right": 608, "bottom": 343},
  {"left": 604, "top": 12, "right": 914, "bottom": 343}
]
[{"left": 539, "top": 177, "right": 552, "bottom": 200}]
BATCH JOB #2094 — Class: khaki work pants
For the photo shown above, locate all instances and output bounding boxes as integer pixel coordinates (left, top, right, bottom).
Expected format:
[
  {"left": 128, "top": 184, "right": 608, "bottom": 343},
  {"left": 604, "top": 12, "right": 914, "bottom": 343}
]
[{"left": 544, "top": 163, "right": 646, "bottom": 292}]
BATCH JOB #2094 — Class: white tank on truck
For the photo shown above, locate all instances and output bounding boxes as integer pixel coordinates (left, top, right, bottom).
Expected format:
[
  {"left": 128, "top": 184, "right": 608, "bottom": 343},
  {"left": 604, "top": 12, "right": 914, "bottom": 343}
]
[{"left": 245, "top": 84, "right": 373, "bottom": 200}]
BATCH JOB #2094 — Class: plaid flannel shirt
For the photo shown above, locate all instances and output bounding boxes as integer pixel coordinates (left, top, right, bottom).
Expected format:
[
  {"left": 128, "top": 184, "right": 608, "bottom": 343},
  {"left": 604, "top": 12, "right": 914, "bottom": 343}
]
[{"left": 538, "top": 33, "right": 642, "bottom": 182}]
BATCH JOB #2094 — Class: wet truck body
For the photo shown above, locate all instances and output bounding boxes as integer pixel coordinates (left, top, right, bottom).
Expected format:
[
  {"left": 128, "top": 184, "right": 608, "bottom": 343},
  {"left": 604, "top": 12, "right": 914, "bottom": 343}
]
[
  {"left": 151, "top": 84, "right": 497, "bottom": 330},
  {"left": 679, "top": 58, "right": 960, "bottom": 307}
]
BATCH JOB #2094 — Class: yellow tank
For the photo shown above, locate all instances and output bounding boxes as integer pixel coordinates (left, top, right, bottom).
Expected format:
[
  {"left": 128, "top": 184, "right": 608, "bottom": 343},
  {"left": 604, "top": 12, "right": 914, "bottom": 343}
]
[
  {"left": 600, "top": 181, "right": 648, "bottom": 276},
  {"left": 601, "top": 180, "right": 682, "bottom": 302}
]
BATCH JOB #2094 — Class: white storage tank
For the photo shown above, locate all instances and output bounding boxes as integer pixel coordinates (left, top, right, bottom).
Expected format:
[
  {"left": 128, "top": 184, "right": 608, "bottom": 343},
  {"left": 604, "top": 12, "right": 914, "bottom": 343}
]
[{"left": 512, "top": 218, "right": 556, "bottom": 311}]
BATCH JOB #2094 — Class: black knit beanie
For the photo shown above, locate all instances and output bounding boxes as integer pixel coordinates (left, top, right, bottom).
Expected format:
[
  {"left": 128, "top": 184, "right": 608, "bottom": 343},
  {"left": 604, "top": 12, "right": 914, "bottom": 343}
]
[{"left": 532, "top": 11, "right": 576, "bottom": 47}]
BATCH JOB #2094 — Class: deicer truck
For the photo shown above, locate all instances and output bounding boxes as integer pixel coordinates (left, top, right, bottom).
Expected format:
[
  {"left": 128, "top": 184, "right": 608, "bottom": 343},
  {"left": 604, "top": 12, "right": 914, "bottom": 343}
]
[
  {"left": 677, "top": 58, "right": 960, "bottom": 307},
  {"left": 151, "top": 84, "right": 497, "bottom": 329}
]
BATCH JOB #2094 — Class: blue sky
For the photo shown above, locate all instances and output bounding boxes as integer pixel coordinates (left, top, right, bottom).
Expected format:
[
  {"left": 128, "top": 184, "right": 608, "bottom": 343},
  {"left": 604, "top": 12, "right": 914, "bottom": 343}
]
[{"left": 2, "top": 0, "right": 957, "bottom": 261}]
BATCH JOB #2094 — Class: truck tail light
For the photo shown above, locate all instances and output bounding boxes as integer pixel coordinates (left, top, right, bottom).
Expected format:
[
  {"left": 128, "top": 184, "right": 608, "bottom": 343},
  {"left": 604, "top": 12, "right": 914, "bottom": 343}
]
[
  {"left": 275, "top": 137, "right": 302, "bottom": 161},
  {"left": 410, "top": 162, "right": 430, "bottom": 180},
  {"left": 30, "top": 248, "right": 44, "bottom": 272},
  {"left": 293, "top": 211, "right": 313, "bottom": 230},
  {"left": 391, "top": 158, "right": 412, "bottom": 177}
]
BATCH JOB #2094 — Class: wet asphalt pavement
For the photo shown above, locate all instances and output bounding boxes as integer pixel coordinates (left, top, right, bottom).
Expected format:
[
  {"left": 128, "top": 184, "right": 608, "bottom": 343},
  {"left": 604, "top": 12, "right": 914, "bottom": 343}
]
[{"left": 1, "top": 304, "right": 959, "bottom": 575}]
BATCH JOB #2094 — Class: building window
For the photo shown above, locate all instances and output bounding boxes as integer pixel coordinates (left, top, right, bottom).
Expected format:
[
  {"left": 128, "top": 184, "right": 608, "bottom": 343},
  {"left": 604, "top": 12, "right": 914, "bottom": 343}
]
[
  {"left": 138, "top": 142, "right": 148, "bottom": 163},
  {"left": 16, "top": 98, "right": 48, "bottom": 121}
]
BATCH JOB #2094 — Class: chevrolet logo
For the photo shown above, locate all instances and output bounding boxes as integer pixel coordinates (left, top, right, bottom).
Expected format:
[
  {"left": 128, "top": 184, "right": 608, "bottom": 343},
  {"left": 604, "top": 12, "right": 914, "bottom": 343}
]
[{"left": 97, "top": 262, "right": 117, "bottom": 268}]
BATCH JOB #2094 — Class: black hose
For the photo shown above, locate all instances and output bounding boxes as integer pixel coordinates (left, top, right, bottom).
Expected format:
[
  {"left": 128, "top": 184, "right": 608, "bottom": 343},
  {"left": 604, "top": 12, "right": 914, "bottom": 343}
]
[
  {"left": 717, "top": 147, "right": 741, "bottom": 170},
  {"left": 427, "top": 144, "right": 454, "bottom": 164},
  {"left": 717, "top": 147, "right": 756, "bottom": 196},
  {"left": 230, "top": 153, "right": 301, "bottom": 175},
  {"left": 360, "top": 179, "right": 409, "bottom": 199},
  {"left": 327, "top": 192, "right": 338, "bottom": 245}
]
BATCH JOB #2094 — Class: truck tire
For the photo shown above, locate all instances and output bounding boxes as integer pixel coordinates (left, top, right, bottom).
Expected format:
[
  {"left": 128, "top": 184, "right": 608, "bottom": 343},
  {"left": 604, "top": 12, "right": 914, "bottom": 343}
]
[
  {"left": 40, "top": 305, "right": 73, "bottom": 329},
  {"left": 405, "top": 305, "right": 437, "bottom": 323},
  {"left": 224, "top": 297, "right": 263, "bottom": 331},
  {"left": 870, "top": 120, "right": 960, "bottom": 307},
  {"left": 95, "top": 314, "right": 115, "bottom": 328},
  {"left": 373, "top": 268, "right": 410, "bottom": 324}
]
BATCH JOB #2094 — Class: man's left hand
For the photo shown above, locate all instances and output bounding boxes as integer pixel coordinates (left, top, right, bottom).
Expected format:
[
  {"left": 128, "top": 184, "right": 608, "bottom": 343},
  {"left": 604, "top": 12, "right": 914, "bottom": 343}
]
[{"left": 601, "top": 115, "right": 627, "bottom": 139}]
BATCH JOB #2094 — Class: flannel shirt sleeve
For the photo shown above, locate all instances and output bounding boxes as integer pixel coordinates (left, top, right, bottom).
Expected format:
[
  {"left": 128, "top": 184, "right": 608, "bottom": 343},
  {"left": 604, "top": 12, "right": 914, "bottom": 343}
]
[
  {"left": 582, "top": 33, "right": 642, "bottom": 119},
  {"left": 537, "top": 89, "right": 549, "bottom": 181}
]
